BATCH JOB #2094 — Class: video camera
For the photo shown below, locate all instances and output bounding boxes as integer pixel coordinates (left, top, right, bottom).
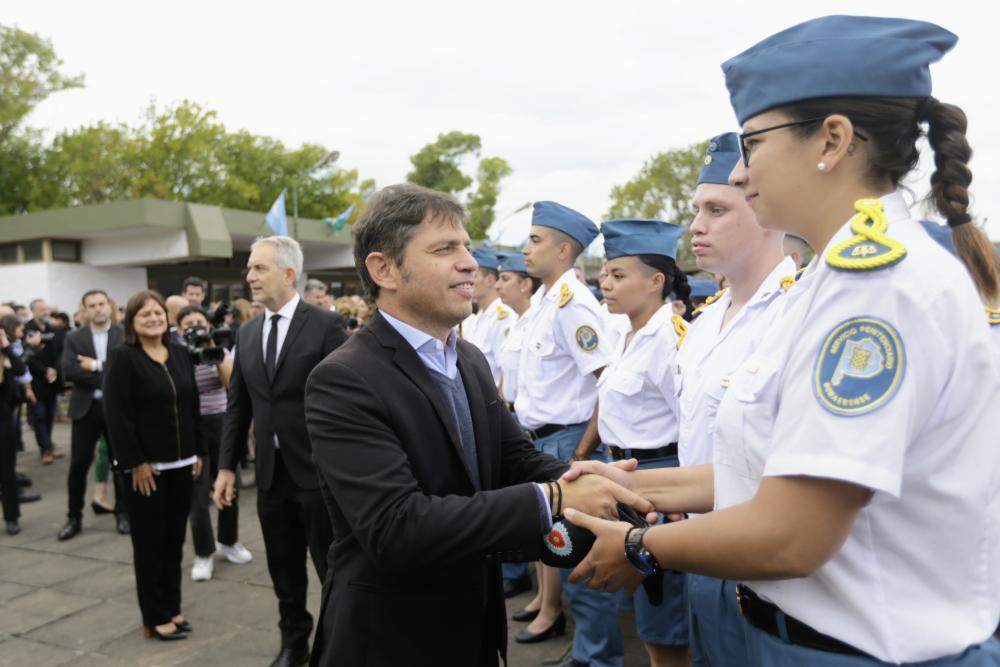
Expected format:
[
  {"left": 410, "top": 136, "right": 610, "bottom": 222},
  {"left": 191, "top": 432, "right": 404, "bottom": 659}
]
[
  {"left": 182, "top": 324, "right": 227, "bottom": 366},
  {"left": 205, "top": 300, "right": 233, "bottom": 349}
]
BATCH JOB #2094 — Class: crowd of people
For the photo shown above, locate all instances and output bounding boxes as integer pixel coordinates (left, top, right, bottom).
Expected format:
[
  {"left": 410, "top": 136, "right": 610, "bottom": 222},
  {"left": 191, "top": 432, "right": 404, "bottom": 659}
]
[{"left": 3, "top": 12, "right": 1000, "bottom": 667}]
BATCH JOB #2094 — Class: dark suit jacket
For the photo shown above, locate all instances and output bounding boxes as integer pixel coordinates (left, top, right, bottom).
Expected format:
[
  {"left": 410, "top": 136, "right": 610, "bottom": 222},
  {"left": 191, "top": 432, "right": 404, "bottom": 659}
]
[
  {"left": 304, "top": 311, "right": 568, "bottom": 667},
  {"left": 220, "top": 298, "right": 348, "bottom": 491},
  {"left": 61, "top": 324, "right": 124, "bottom": 420}
]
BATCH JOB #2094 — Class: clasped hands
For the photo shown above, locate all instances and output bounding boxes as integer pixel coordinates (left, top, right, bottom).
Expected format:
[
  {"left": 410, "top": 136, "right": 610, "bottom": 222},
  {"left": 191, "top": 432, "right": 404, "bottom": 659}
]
[{"left": 557, "top": 459, "right": 661, "bottom": 595}]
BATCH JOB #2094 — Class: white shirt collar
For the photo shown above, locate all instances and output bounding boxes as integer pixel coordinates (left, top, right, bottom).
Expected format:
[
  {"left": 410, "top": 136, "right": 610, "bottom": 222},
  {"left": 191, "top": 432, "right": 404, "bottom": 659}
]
[
  {"left": 265, "top": 292, "right": 300, "bottom": 322},
  {"left": 631, "top": 303, "right": 675, "bottom": 341},
  {"left": 379, "top": 309, "right": 458, "bottom": 355}
]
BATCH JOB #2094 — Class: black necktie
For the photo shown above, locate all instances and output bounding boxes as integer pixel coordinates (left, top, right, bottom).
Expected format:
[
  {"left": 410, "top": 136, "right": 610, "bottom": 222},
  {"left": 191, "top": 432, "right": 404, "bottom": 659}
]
[{"left": 265, "top": 314, "right": 280, "bottom": 381}]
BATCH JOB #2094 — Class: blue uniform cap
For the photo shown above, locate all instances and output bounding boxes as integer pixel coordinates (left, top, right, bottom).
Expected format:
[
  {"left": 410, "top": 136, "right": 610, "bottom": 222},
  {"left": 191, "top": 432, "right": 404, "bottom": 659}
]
[
  {"left": 471, "top": 247, "right": 500, "bottom": 271},
  {"left": 722, "top": 15, "right": 958, "bottom": 124},
  {"left": 698, "top": 133, "right": 741, "bottom": 186},
  {"left": 496, "top": 251, "right": 528, "bottom": 274},
  {"left": 602, "top": 219, "right": 685, "bottom": 261},
  {"left": 531, "top": 201, "right": 599, "bottom": 249},
  {"left": 917, "top": 219, "right": 955, "bottom": 255},
  {"left": 689, "top": 277, "right": 720, "bottom": 298}
]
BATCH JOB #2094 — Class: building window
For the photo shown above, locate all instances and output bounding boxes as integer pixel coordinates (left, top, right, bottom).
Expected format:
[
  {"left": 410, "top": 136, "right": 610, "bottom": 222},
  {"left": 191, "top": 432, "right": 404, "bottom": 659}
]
[
  {"left": 0, "top": 244, "right": 17, "bottom": 265},
  {"left": 21, "top": 240, "right": 43, "bottom": 262},
  {"left": 51, "top": 240, "right": 80, "bottom": 262}
]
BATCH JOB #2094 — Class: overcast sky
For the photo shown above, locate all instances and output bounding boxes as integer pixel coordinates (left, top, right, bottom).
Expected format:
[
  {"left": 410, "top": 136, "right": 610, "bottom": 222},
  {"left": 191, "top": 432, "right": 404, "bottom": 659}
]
[{"left": 9, "top": 0, "right": 998, "bottom": 247}]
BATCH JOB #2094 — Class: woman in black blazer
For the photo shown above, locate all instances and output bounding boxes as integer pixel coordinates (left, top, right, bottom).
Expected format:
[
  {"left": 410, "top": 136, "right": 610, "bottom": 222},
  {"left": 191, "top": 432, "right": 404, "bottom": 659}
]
[
  {"left": 103, "top": 290, "right": 204, "bottom": 641},
  {"left": 1, "top": 320, "right": 29, "bottom": 535}
]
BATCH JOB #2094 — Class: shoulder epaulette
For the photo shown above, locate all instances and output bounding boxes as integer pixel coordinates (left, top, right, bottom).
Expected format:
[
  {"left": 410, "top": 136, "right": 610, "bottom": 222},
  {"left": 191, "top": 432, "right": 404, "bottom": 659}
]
[
  {"left": 691, "top": 288, "right": 727, "bottom": 318},
  {"left": 986, "top": 306, "right": 1000, "bottom": 326},
  {"left": 826, "top": 198, "right": 907, "bottom": 272},
  {"left": 558, "top": 283, "right": 574, "bottom": 308},
  {"left": 497, "top": 305, "right": 510, "bottom": 320},
  {"left": 672, "top": 314, "right": 689, "bottom": 350}
]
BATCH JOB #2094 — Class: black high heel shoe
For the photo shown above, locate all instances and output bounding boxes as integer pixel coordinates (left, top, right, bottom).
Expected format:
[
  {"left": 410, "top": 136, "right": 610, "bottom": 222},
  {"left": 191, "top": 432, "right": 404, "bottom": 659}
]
[
  {"left": 143, "top": 624, "right": 187, "bottom": 641},
  {"left": 514, "top": 613, "right": 566, "bottom": 644},
  {"left": 174, "top": 618, "right": 192, "bottom": 633},
  {"left": 91, "top": 501, "right": 114, "bottom": 515},
  {"left": 512, "top": 607, "right": 540, "bottom": 622}
]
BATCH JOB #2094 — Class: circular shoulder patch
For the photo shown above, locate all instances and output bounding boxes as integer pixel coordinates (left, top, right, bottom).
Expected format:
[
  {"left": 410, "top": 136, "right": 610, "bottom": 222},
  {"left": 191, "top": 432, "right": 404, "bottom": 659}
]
[
  {"left": 575, "top": 325, "right": 599, "bottom": 352},
  {"left": 546, "top": 521, "right": 573, "bottom": 557},
  {"left": 813, "top": 317, "right": 905, "bottom": 417}
]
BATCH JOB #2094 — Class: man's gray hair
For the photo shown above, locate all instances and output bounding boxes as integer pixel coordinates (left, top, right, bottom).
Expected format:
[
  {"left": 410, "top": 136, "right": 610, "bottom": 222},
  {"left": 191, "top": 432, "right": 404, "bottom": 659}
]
[
  {"left": 304, "top": 278, "right": 327, "bottom": 294},
  {"left": 252, "top": 235, "right": 304, "bottom": 279}
]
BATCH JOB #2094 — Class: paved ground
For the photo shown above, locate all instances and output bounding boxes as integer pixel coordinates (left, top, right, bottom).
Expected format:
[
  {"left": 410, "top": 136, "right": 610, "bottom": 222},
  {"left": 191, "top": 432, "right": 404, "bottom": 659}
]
[{"left": 0, "top": 422, "right": 648, "bottom": 666}]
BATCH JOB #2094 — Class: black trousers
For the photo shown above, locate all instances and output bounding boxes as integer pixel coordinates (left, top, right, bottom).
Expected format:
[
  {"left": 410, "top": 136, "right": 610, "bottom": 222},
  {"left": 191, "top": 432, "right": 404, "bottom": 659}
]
[
  {"left": 189, "top": 413, "right": 239, "bottom": 557},
  {"left": 126, "top": 465, "right": 193, "bottom": 628},
  {"left": 258, "top": 451, "right": 332, "bottom": 649},
  {"left": 0, "top": 402, "right": 20, "bottom": 522},
  {"left": 68, "top": 400, "right": 128, "bottom": 520}
]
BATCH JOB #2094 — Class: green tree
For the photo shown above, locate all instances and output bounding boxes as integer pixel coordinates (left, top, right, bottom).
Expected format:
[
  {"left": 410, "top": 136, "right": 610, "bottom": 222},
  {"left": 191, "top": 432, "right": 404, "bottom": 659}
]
[
  {"left": 0, "top": 129, "right": 44, "bottom": 214},
  {"left": 0, "top": 25, "right": 84, "bottom": 142},
  {"left": 34, "top": 122, "right": 135, "bottom": 209},
  {"left": 466, "top": 156, "right": 512, "bottom": 240},
  {"left": 407, "top": 131, "right": 513, "bottom": 239},
  {"left": 606, "top": 141, "right": 707, "bottom": 266}
]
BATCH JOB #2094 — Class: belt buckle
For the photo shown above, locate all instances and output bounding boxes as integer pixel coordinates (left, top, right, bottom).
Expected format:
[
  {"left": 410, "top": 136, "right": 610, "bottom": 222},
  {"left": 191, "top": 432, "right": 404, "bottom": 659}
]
[
  {"left": 735, "top": 585, "right": 746, "bottom": 616},
  {"left": 524, "top": 429, "right": 536, "bottom": 442}
]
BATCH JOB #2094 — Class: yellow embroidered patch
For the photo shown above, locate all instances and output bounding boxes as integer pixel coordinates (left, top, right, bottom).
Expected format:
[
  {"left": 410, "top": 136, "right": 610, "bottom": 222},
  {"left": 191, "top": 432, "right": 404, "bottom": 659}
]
[
  {"left": 558, "top": 283, "right": 574, "bottom": 308},
  {"left": 986, "top": 306, "right": 1000, "bottom": 326},
  {"left": 497, "top": 305, "right": 510, "bottom": 320},
  {"left": 780, "top": 276, "right": 796, "bottom": 292},
  {"left": 672, "top": 315, "right": 689, "bottom": 350},
  {"left": 826, "top": 199, "right": 907, "bottom": 271}
]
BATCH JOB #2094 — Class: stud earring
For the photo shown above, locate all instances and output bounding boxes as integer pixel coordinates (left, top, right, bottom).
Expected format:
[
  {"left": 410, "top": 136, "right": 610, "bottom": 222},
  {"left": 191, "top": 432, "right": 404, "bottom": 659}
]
[{"left": 817, "top": 161, "right": 827, "bottom": 172}]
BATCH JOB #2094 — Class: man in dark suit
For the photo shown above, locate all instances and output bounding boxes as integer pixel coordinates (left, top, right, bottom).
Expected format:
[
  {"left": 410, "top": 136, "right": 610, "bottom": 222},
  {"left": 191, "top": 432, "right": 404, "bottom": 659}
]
[
  {"left": 303, "top": 184, "right": 653, "bottom": 667},
  {"left": 23, "top": 298, "right": 65, "bottom": 464},
  {"left": 214, "top": 235, "right": 348, "bottom": 667},
  {"left": 58, "top": 289, "right": 129, "bottom": 540}
]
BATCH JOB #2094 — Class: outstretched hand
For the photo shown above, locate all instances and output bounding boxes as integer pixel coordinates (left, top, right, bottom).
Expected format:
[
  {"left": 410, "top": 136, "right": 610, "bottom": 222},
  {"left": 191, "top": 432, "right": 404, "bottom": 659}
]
[
  {"left": 559, "top": 469, "right": 654, "bottom": 521},
  {"left": 562, "top": 458, "right": 658, "bottom": 524},
  {"left": 564, "top": 508, "right": 647, "bottom": 594}
]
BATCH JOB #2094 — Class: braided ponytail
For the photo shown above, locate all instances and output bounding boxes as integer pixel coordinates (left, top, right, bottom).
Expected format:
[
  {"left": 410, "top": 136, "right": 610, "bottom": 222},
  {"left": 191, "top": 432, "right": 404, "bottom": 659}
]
[{"left": 923, "top": 97, "right": 1000, "bottom": 305}]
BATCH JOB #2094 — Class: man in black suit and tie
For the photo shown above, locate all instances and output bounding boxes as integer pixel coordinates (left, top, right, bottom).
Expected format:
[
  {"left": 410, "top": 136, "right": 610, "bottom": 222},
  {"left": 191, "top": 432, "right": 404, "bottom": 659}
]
[
  {"left": 303, "top": 184, "right": 654, "bottom": 667},
  {"left": 58, "top": 289, "right": 129, "bottom": 540},
  {"left": 214, "top": 235, "right": 348, "bottom": 667}
]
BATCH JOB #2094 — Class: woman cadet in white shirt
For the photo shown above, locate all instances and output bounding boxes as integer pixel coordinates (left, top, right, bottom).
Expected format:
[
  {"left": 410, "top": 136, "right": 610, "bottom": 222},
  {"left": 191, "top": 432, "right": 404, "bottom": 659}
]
[
  {"left": 595, "top": 218, "right": 692, "bottom": 667},
  {"left": 560, "top": 15, "right": 1000, "bottom": 666}
]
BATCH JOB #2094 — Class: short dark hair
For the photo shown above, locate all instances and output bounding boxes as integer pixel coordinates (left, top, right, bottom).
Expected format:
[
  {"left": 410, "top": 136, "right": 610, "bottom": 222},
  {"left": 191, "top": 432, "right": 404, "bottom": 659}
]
[
  {"left": 80, "top": 289, "right": 109, "bottom": 306},
  {"left": 182, "top": 277, "right": 206, "bottom": 293},
  {"left": 123, "top": 290, "right": 171, "bottom": 346},
  {"left": 177, "top": 305, "right": 208, "bottom": 328},
  {"left": 478, "top": 267, "right": 499, "bottom": 281},
  {"left": 352, "top": 183, "right": 467, "bottom": 299}
]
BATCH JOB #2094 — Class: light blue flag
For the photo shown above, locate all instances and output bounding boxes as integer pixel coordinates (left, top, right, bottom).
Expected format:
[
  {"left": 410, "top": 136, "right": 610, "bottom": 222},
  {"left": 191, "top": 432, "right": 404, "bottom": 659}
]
[
  {"left": 266, "top": 190, "right": 288, "bottom": 236},
  {"left": 322, "top": 203, "right": 354, "bottom": 232}
]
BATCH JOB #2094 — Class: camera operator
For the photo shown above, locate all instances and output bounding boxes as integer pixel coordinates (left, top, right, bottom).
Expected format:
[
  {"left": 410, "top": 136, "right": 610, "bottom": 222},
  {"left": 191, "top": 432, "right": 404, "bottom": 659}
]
[
  {"left": 23, "top": 301, "right": 65, "bottom": 464},
  {"left": 177, "top": 306, "right": 252, "bottom": 581}
]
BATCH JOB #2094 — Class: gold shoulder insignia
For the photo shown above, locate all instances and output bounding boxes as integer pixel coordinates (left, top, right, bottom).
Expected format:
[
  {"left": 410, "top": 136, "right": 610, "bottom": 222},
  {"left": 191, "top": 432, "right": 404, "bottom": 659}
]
[
  {"left": 691, "top": 288, "right": 727, "bottom": 317},
  {"left": 986, "top": 306, "right": 1000, "bottom": 326},
  {"left": 558, "top": 283, "right": 574, "bottom": 308},
  {"left": 826, "top": 198, "right": 907, "bottom": 271},
  {"left": 497, "top": 305, "right": 510, "bottom": 320},
  {"left": 672, "top": 314, "right": 689, "bottom": 350}
]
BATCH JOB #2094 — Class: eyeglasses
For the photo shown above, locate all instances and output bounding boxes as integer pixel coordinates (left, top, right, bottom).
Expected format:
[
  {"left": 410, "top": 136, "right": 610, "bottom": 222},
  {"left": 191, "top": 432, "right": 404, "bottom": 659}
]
[{"left": 738, "top": 117, "right": 869, "bottom": 167}]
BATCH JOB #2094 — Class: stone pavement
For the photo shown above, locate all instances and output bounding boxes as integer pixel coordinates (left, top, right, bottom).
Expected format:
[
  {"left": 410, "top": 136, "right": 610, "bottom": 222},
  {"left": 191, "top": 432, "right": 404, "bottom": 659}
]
[{"left": 0, "top": 422, "right": 649, "bottom": 666}]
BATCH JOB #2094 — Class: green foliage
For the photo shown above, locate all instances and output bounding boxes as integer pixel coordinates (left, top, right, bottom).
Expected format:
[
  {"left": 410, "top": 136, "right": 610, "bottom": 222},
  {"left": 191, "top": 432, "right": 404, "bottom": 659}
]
[
  {"left": 0, "top": 24, "right": 84, "bottom": 142},
  {"left": 406, "top": 131, "right": 512, "bottom": 240},
  {"left": 606, "top": 141, "right": 707, "bottom": 266}
]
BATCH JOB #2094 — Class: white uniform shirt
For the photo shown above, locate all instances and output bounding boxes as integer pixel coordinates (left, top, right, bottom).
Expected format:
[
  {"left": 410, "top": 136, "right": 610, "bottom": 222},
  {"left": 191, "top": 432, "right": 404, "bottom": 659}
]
[
  {"left": 675, "top": 256, "right": 796, "bottom": 467},
  {"left": 596, "top": 305, "right": 683, "bottom": 449},
  {"left": 601, "top": 303, "right": 632, "bottom": 351},
  {"left": 498, "top": 307, "right": 529, "bottom": 405},
  {"left": 514, "top": 269, "right": 612, "bottom": 430},
  {"left": 713, "top": 191, "right": 1000, "bottom": 662},
  {"left": 466, "top": 297, "right": 513, "bottom": 386}
]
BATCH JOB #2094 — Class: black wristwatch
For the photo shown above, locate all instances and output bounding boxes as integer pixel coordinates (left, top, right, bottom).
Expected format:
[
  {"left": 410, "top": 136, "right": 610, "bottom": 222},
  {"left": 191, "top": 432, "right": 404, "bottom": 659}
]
[{"left": 624, "top": 526, "right": 659, "bottom": 576}]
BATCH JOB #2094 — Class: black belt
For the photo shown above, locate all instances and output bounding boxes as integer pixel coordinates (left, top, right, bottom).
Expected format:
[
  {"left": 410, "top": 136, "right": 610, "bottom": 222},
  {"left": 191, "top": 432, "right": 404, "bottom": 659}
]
[
  {"left": 525, "top": 423, "right": 569, "bottom": 440},
  {"left": 736, "top": 585, "right": 868, "bottom": 657},
  {"left": 609, "top": 443, "right": 677, "bottom": 461}
]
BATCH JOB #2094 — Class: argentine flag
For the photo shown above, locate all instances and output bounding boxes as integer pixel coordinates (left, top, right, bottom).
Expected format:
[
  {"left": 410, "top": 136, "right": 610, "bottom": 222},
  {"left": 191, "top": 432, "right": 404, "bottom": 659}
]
[{"left": 266, "top": 190, "right": 288, "bottom": 236}]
